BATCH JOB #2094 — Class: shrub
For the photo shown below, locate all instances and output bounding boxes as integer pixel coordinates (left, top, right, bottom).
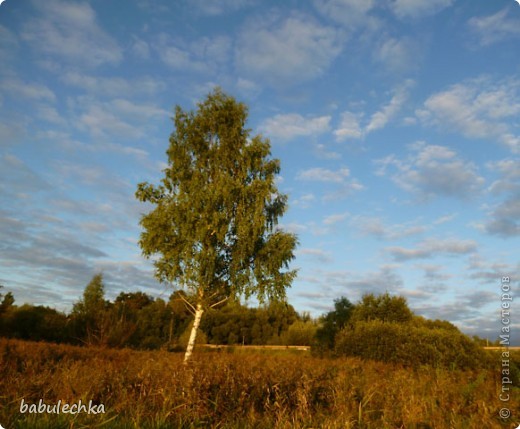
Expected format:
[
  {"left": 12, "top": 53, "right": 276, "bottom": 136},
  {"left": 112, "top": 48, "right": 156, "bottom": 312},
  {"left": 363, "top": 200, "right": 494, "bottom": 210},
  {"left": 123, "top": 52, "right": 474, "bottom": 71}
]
[
  {"left": 279, "top": 320, "right": 317, "bottom": 346},
  {"left": 334, "top": 320, "right": 484, "bottom": 369}
]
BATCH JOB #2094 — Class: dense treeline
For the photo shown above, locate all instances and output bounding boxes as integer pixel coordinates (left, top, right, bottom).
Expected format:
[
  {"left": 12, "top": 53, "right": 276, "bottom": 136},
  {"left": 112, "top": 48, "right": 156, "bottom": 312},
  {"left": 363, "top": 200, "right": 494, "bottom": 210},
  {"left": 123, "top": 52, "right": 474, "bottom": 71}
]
[
  {"left": 0, "top": 276, "right": 316, "bottom": 350},
  {"left": 1, "top": 276, "right": 512, "bottom": 374}
]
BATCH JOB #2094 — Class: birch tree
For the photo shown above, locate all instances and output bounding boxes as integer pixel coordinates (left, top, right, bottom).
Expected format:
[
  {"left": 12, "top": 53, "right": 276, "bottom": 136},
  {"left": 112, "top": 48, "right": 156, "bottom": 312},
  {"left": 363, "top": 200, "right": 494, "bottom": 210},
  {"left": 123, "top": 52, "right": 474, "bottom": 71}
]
[{"left": 135, "top": 89, "right": 298, "bottom": 363}]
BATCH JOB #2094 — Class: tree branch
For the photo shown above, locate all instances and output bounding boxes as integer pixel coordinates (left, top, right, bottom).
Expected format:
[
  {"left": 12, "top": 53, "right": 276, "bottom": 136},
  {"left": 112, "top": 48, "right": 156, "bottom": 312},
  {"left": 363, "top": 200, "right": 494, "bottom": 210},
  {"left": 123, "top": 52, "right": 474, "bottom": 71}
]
[
  {"left": 209, "top": 296, "right": 228, "bottom": 308},
  {"left": 178, "top": 294, "right": 197, "bottom": 315}
]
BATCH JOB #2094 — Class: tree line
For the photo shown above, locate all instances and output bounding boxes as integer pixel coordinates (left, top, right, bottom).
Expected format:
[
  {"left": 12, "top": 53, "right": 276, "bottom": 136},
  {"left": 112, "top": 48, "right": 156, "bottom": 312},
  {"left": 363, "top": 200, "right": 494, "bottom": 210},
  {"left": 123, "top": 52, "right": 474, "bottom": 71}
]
[
  {"left": 0, "top": 277, "right": 316, "bottom": 349},
  {"left": 2, "top": 279, "right": 514, "bottom": 374}
]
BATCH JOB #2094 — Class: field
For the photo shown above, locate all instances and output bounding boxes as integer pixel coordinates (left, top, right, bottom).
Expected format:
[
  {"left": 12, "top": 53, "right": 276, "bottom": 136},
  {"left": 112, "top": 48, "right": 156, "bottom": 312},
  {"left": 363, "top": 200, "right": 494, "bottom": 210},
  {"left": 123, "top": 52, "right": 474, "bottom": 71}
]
[{"left": 0, "top": 338, "right": 518, "bottom": 428}]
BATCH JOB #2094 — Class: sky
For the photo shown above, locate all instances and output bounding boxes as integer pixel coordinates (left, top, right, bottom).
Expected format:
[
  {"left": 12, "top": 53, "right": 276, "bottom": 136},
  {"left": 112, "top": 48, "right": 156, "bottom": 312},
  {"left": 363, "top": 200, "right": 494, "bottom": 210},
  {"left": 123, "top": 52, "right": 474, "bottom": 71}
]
[{"left": 0, "top": 0, "right": 519, "bottom": 344}]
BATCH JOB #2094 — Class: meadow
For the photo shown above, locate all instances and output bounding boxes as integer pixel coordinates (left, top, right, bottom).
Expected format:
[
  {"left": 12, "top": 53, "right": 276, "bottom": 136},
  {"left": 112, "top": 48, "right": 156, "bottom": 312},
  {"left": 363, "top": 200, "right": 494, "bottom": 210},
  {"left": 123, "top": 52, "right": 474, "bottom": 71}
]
[{"left": 0, "top": 338, "right": 518, "bottom": 428}]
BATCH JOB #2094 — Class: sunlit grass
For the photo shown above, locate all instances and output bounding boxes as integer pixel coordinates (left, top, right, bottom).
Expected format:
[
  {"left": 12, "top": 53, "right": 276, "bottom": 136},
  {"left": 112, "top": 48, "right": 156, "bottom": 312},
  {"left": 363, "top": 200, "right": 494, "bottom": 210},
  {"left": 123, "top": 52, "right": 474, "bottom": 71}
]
[{"left": 0, "top": 338, "right": 517, "bottom": 428}]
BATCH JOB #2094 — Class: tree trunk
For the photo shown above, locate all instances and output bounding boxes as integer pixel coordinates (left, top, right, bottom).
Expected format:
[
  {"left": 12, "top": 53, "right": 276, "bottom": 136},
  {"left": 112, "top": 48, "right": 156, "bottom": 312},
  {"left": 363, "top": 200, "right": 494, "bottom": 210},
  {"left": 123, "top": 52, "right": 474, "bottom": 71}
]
[{"left": 183, "top": 301, "right": 204, "bottom": 363}]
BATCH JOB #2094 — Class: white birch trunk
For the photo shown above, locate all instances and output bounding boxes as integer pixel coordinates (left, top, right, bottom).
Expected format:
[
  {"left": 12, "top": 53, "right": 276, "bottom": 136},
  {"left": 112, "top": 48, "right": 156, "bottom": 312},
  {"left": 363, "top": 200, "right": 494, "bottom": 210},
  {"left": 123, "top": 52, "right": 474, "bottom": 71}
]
[{"left": 183, "top": 302, "right": 204, "bottom": 363}]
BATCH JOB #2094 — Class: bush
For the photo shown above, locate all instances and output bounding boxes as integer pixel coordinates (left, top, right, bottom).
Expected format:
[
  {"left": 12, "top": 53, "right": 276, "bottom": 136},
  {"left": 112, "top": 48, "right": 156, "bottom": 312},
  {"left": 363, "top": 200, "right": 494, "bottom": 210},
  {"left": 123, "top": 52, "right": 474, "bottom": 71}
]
[
  {"left": 335, "top": 320, "right": 484, "bottom": 369},
  {"left": 279, "top": 320, "right": 317, "bottom": 346},
  {"left": 178, "top": 323, "right": 208, "bottom": 349}
]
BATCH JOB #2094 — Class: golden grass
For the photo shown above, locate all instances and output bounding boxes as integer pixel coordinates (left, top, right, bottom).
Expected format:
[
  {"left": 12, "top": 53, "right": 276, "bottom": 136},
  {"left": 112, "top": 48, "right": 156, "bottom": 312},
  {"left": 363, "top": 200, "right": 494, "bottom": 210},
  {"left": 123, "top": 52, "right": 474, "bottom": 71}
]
[{"left": 0, "top": 338, "right": 517, "bottom": 428}]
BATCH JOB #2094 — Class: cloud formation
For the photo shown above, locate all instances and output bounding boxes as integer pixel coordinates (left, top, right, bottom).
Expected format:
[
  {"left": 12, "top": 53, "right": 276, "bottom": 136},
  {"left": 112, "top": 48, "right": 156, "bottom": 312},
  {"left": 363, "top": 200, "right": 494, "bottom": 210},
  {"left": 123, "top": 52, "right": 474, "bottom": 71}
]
[
  {"left": 417, "top": 77, "right": 520, "bottom": 153},
  {"left": 391, "top": 0, "right": 454, "bottom": 19},
  {"left": 22, "top": 0, "right": 123, "bottom": 67},
  {"left": 468, "top": 8, "right": 520, "bottom": 47},
  {"left": 236, "top": 12, "right": 343, "bottom": 85},
  {"left": 386, "top": 238, "right": 477, "bottom": 261},
  {"left": 259, "top": 114, "right": 331, "bottom": 140},
  {"left": 375, "top": 142, "right": 485, "bottom": 200}
]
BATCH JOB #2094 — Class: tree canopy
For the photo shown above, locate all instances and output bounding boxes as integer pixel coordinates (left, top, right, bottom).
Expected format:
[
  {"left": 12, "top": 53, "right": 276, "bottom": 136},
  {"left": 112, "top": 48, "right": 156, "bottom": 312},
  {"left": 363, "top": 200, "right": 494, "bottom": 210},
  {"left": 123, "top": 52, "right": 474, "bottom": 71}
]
[{"left": 135, "top": 88, "right": 298, "bottom": 361}]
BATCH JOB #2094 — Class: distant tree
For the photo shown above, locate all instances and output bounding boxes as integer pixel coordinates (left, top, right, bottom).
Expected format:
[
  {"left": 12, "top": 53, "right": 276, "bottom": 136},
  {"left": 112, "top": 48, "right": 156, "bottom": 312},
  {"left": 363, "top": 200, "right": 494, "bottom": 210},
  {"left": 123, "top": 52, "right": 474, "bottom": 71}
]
[
  {"left": 280, "top": 320, "right": 317, "bottom": 346},
  {"left": 0, "top": 291, "right": 14, "bottom": 314},
  {"left": 350, "top": 292, "right": 413, "bottom": 324},
  {"left": 136, "top": 89, "right": 298, "bottom": 362},
  {"left": 315, "top": 296, "right": 355, "bottom": 350},
  {"left": 71, "top": 274, "right": 110, "bottom": 345},
  {"left": 3, "top": 304, "right": 70, "bottom": 343}
]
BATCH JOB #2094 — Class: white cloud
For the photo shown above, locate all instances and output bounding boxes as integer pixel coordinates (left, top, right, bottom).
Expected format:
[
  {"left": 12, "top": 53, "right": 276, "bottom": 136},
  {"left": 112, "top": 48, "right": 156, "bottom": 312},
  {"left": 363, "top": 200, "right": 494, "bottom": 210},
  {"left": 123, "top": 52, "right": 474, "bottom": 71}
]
[
  {"left": 62, "top": 72, "right": 165, "bottom": 97},
  {"left": 235, "top": 77, "right": 261, "bottom": 97},
  {"left": 433, "top": 213, "right": 457, "bottom": 225},
  {"left": 158, "top": 44, "right": 207, "bottom": 72},
  {"left": 157, "top": 35, "right": 232, "bottom": 74},
  {"left": 236, "top": 12, "right": 343, "bottom": 85},
  {"left": 375, "top": 142, "right": 485, "bottom": 200},
  {"left": 296, "top": 167, "right": 364, "bottom": 201},
  {"left": 387, "top": 237, "right": 478, "bottom": 261},
  {"left": 0, "top": 25, "right": 19, "bottom": 65},
  {"left": 481, "top": 159, "right": 520, "bottom": 237},
  {"left": 352, "top": 216, "right": 427, "bottom": 240},
  {"left": 131, "top": 38, "right": 151, "bottom": 59},
  {"left": 334, "top": 111, "right": 363, "bottom": 141},
  {"left": 21, "top": 0, "right": 122, "bottom": 67},
  {"left": 74, "top": 98, "right": 168, "bottom": 139},
  {"left": 373, "top": 37, "right": 417, "bottom": 73},
  {"left": 391, "top": 0, "right": 454, "bottom": 19},
  {"left": 259, "top": 114, "right": 331, "bottom": 140},
  {"left": 417, "top": 77, "right": 520, "bottom": 153},
  {"left": 416, "top": 264, "right": 452, "bottom": 282},
  {"left": 323, "top": 212, "right": 349, "bottom": 225},
  {"left": 293, "top": 193, "right": 316, "bottom": 209},
  {"left": 36, "top": 105, "right": 66, "bottom": 125},
  {"left": 314, "top": 144, "right": 341, "bottom": 160},
  {"left": 325, "top": 265, "right": 404, "bottom": 295},
  {"left": 335, "top": 80, "right": 413, "bottom": 141},
  {"left": 297, "top": 167, "right": 351, "bottom": 183},
  {"left": 190, "top": 0, "right": 253, "bottom": 15},
  {"left": 467, "top": 255, "right": 519, "bottom": 283},
  {"left": 313, "top": 0, "right": 376, "bottom": 28},
  {"left": 468, "top": 8, "right": 520, "bottom": 47},
  {"left": 0, "top": 78, "right": 55, "bottom": 101},
  {"left": 297, "top": 248, "right": 333, "bottom": 263},
  {"left": 366, "top": 80, "right": 413, "bottom": 132},
  {"left": 0, "top": 154, "right": 50, "bottom": 196}
]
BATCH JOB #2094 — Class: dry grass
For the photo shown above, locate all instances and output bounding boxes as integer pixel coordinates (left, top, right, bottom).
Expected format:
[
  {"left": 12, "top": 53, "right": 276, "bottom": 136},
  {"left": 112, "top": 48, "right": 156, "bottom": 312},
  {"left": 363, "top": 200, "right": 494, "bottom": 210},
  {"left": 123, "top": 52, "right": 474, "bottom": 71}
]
[{"left": 0, "top": 338, "right": 517, "bottom": 428}]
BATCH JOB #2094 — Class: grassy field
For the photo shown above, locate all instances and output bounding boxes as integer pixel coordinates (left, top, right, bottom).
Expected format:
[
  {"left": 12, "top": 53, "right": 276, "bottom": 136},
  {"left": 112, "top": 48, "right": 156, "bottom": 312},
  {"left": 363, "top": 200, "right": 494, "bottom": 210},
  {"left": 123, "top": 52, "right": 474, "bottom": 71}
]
[{"left": 0, "top": 338, "right": 518, "bottom": 428}]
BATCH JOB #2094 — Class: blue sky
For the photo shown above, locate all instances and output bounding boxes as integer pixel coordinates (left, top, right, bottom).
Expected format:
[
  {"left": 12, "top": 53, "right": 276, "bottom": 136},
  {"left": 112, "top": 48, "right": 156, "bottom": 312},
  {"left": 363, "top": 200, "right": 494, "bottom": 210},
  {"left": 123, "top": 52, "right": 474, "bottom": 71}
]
[{"left": 0, "top": 0, "right": 519, "bottom": 343}]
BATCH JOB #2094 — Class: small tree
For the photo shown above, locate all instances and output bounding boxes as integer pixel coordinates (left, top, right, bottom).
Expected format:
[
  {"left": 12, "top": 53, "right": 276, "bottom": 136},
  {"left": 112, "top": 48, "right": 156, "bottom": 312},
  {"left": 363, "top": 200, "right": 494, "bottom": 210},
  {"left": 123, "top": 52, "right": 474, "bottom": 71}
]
[
  {"left": 350, "top": 292, "right": 413, "bottom": 324},
  {"left": 136, "top": 89, "right": 298, "bottom": 362},
  {"left": 315, "top": 296, "right": 354, "bottom": 351},
  {"left": 72, "top": 273, "right": 109, "bottom": 345}
]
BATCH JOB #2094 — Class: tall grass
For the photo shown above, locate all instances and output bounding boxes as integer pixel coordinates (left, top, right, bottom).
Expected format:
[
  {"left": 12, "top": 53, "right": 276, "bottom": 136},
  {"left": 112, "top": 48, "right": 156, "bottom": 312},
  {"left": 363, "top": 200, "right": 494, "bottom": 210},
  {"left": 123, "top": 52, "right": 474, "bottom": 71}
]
[{"left": 0, "top": 338, "right": 517, "bottom": 428}]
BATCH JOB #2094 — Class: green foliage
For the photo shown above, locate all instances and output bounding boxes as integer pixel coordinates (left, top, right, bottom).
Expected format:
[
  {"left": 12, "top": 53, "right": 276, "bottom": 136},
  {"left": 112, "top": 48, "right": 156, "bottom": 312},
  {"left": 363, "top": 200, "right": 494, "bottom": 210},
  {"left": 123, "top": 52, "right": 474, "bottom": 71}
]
[
  {"left": 1, "top": 305, "right": 71, "bottom": 343},
  {"left": 334, "top": 320, "right": 484, "bottom": 369},
  {"left": 315, "top": 293, "right": 487, "bottom": 370},
  {"left": 200, "top": 300, "right": 300, "bottom": 345},
  {"left": 350, "top": 292, "right": 413, "bottom": 324},
  {"left": 315, "top": 296, "right": 354, "bottom": 351},
  {"left": 71, "top": 274, "right": 110, "bottom": 345},
  {"left": 135, "top": 88, "right": 298, "bottom": 305},
  {"left": 0, "top": 291, "right": 14, "bottom": 314},
  {"left": 279, "top": 320, "right": 317, "bottom": 346}
]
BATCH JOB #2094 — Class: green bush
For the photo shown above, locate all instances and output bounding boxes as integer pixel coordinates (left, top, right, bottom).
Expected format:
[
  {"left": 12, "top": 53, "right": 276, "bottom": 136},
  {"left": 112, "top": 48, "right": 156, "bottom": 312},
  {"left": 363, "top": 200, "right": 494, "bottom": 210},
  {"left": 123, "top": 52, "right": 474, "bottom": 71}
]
[
  {"left": 334, "top": 320, "right": 484, "bottom": 369},
  {"left": 279, "top": 320, "right": 317, "bottom": 346}
]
